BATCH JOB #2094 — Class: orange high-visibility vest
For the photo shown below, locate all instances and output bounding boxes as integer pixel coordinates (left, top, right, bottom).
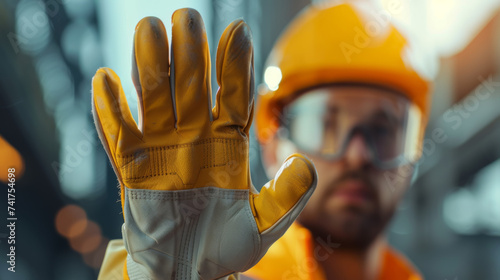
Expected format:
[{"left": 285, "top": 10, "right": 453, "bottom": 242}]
[{"left": 243, "top": 223, "right": 422, "bottom": 280}]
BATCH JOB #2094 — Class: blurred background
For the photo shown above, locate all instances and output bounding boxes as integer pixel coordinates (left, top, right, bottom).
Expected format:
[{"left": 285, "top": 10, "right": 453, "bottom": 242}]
[{"left": 0, "top": 0, "right": 499, "bottom": 279}]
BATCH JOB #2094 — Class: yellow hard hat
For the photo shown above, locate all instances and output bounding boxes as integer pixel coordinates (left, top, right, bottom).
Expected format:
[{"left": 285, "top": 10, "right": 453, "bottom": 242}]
[{"left": 256, "top": 2, "right": 432, "bottom": 144}]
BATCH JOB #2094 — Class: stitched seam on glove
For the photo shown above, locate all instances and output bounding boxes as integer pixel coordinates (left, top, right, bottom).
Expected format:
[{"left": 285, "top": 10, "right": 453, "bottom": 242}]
[
  {"left": 127, "top": 188, "right": 250, "bottom": 200},
  {"left": 117, "top": 138, "right": 247, "bottom": 181}
]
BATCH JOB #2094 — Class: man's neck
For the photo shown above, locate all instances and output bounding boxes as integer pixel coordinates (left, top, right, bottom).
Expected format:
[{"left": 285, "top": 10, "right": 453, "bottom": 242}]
[{"left": 314, "top": 234, "right": 386, "bottom": 280}]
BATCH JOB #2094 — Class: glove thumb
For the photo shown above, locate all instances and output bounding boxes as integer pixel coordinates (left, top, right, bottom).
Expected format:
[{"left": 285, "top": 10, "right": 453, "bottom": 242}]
[{"left": 251, "top": 154, "right": 317, "bottom": 233}]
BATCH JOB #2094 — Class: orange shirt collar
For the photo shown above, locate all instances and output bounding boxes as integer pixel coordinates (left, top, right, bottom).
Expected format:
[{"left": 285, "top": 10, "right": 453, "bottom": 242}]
[{"left": 244, "top": 222, "right": 422, "bottom": 280}]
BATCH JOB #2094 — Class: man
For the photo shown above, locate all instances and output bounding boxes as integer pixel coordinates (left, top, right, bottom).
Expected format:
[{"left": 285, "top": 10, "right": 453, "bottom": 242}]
[
  {"left": 243, "top": 2, "right": 430, "bottom": 279},
  {"left": 94, "top": 2, "right": 431, "bottom": 280}
]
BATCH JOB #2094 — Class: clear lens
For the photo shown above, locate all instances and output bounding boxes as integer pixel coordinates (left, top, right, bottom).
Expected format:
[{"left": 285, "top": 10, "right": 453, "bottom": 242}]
[{"left": 282, "top": 86, "right": 422, "bottom": 169}]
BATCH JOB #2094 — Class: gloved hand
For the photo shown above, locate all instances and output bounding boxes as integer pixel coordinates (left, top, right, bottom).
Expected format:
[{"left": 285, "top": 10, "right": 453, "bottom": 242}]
[{"left": 92, "top": 8, "right": 317, "bottom": 280}]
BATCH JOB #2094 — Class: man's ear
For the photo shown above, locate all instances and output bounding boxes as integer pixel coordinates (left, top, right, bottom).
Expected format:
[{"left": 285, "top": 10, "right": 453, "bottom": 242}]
[
  {"left": 260, "top": 134, "right": 298, "bottom": 179},
  {"left": 260, "top": 134, "right": 279, "bottom": 180}
]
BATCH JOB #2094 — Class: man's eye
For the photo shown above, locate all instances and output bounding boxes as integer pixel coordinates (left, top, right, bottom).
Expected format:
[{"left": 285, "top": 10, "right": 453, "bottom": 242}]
[
  {"left": 322, "top": 119, "right": 338, "bottom": 131},
  {"left": 322, "top": 114, "right": 337, "bottom": 123},
  {"left": 372, "top": 123, "right": 396, "bottom": 136}
]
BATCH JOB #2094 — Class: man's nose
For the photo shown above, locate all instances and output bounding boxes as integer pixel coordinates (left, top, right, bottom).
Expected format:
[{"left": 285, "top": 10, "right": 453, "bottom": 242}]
[{"left": 343, "top": 133, "right": 373, "bottom": 169}]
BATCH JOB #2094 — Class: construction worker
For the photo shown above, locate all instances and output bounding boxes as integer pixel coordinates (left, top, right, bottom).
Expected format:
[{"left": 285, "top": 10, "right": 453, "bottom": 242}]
[
  {"left": 244, "top": 2, "right": 430, "bottom": 279},
  {"left": 93, "top": 2, "right": 431, "bottom": 279}
]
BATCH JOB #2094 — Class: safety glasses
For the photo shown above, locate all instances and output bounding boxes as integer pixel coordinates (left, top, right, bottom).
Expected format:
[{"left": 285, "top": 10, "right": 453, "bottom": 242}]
[{"left": 279, "top": 86, "right": 422, "bottom": 169}]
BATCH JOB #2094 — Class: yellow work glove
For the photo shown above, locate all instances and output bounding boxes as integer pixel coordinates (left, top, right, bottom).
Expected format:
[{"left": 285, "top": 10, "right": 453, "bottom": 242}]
[{"left": 92, "top": 8, "right": 317, "bottom": 280}]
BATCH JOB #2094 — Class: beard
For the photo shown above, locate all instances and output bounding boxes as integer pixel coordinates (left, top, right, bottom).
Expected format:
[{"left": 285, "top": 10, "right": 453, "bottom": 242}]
[{"left": 297, "top": 168, "right": 395, "bottom": 250}]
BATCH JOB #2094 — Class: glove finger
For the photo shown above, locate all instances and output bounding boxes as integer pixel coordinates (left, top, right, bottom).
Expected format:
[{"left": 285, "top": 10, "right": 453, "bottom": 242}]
[
  {"left": 92, "top": 68, "right": 142, "bottom": 164},
  {"left": 171, "top": 8, "right": 212, "bottom": 135},
  {"left": 132, "top": 17, "right": 174, "bottom": 138},
  {"left": 251, "top": 154, "right": 317, "bottom": 233},
  {"left": 213, "top": 19, "right": 254, "bottom": 135}
]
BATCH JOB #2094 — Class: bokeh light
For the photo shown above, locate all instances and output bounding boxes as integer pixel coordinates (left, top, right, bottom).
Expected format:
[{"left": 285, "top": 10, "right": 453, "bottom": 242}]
[
  {"left": 55, "top": 205, "right": 88, "bottom": 238},
  {"left": 69, "top": 221, "right": 102, "bottom": 254}
]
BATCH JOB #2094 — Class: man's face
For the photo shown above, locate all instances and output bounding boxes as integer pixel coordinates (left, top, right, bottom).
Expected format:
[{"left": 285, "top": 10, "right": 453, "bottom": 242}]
[{"left": 268, "top": 85, "right": 416, "bottom": 248}]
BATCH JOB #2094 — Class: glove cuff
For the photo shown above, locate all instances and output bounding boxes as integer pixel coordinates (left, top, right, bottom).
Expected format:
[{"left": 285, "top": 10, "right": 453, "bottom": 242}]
[{"left": 122, "top": 187, "right": 260, "bottom": 279}]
